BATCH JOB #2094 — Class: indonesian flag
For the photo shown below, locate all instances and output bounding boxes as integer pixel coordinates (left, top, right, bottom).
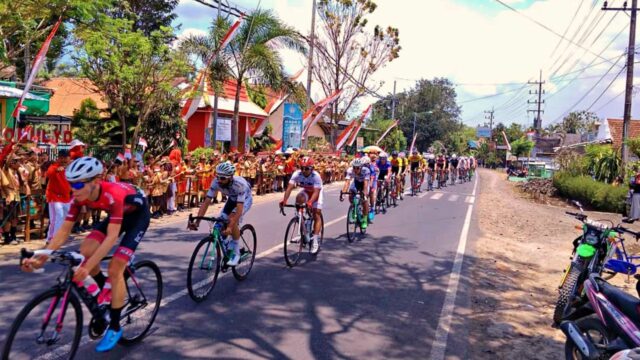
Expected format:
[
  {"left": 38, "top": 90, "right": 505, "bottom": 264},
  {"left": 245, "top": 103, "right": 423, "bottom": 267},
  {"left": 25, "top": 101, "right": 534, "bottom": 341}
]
[
  {"left": 138, "top": 137, "right": 148, "bottom": 149},
  {"left": 180, "top": 68, "right": 209, "bottom": 121},
  {"left": 335, "top": 120, "right": 357, "bottom": 150},
  {"left": 409, "top": 133, "right": 418, "bottom": 154},
  {"left": 180, "top": 15, "right": 243, "bottom": 122},
  {"left": 12, "top": 17, "right": 63, "bottom": 120},
  {"left": 170, "top": 139, "right": 177, "bottom": 148},
  {"left": 345, "top": 105, "right": 372, "bottom": 147},
  {"left": 376, "top": 119, "right": 399, "bottom": 145},
  {"left": 31, "top": 135, "right": 39, "bottom": 143},
  {"left": 302, "top": 89, "right": 342, "bottom": 139},
  {"left": 116, "top": 153, "right": 125, "bottom": 163},
  {"left": 47, "top": 136, "right": 57, "bottom": 148},
  {"left": 19, "top": 125, "right": 33, "bottom": 141}
]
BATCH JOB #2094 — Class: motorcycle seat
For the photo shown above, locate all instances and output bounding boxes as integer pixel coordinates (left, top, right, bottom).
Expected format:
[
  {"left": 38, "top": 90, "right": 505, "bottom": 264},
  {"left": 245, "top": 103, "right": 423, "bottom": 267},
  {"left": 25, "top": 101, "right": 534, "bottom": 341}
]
[{"left": 599, "top": 279, "right": 640, "bottom": 325}]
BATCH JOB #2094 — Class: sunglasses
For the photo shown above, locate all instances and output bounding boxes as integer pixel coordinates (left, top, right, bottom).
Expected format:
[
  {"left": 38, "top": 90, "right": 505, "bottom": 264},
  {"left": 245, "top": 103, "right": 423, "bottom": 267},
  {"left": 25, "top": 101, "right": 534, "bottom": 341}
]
[
  {"left": 70, "top": 180, "right": 90, "bottom": 190},
  {"left": 301, "top": 167, "right": 312, "bottom": 171},
  {"left": 217, "top": 176, "right": 231, "bottom": 181}
]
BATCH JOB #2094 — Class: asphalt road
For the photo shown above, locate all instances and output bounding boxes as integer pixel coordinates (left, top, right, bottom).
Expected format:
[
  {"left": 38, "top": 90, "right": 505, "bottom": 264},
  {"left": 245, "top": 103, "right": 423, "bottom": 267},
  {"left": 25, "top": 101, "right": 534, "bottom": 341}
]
[{"left": 0, "top": 176, "right": 480, "bottom": 360}]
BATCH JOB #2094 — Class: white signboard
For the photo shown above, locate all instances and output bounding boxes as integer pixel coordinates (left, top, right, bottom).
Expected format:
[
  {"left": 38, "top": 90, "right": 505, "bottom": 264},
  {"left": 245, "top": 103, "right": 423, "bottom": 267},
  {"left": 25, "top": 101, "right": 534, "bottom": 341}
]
[
  {"left": 215, "top": 118, "right": 231, "bottom": 141},
  {"left": 356, "top": 136, "right": 364, "bottom": 148}
]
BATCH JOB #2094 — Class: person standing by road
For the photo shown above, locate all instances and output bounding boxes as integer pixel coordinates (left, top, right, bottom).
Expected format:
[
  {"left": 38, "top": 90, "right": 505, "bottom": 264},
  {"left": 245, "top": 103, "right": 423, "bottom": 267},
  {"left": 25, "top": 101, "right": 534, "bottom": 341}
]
[{"left": 45, "top": 149, "right": 72, "bottom": 244}]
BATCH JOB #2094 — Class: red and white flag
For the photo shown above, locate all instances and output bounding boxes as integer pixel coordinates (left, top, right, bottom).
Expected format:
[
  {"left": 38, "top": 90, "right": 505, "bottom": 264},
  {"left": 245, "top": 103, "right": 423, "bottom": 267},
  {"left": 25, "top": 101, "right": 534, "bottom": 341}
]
[
  {"left": 335, "top": 120, "right": 357, "bottom": 150},
  {"left": 376, "top": 119, "right": 399, "bottom": 145},
  {"left": 409, "top": 133, "right": 418, "bottom": 154},
  {"left": 289, "top": 67, "right": 304, "bottom": 81},
  {"left": 47, "top": 137, "right": 57, "bottom": 148},
  {"left": 19, "top": 125, "right": 33, "bottom": 141},
  {"left": 345, "top": 105, "right": 372, "bottom": 147},
  {"left": 170, "top": 139, "right": 177, "bottom": 148},
  {"left": 302, "top": 89, "right": 342, "bottom": 139},
  {"left": 12, "top": 17, "right": 63, "bottom": 120},
  {"left": 116, "top": 153, "right": 125, "bottom": 163},
  {"left": 180, "top": 69, "right": 209, "bottom": 121},
  {"left": 138, "top": 137, "right": 148, "bottom": 149},
  {"left": 206, "top": 15, "right": 244, "bottom": 64}
]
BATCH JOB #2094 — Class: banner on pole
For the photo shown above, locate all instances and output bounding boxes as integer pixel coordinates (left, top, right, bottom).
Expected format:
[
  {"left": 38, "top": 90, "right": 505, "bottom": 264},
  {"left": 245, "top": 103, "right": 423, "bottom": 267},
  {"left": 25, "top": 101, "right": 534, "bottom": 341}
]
[{"left": 282, "top": 103, "right": 303, "bottom": 150}]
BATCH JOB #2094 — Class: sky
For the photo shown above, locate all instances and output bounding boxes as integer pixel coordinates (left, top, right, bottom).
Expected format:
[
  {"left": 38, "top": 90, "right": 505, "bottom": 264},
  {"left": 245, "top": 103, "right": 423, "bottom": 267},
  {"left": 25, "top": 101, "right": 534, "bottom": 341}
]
[{"left": 173, "top": 0, "right": 640, "bottom": 129}]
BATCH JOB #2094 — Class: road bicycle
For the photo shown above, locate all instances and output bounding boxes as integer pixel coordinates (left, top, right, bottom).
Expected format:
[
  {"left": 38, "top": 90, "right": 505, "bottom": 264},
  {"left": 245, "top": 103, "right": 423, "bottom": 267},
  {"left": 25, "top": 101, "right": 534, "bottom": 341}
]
[
  {"left": 375, "top": 179, "right": 389, "bottom": 214},
  {"left": 186, "top": 214, "right": 257, "bottom": 302},
  {"left": 2, "top": 248, "right": 162, "bottom": 360},
  {"left": 410, "top": 170, "right": 421, "bottom": 196},
  {"left": 340, "top": 191, "right": 367, "bottom": 242},
  {"left": 389, "top": 176, "right": 400, "bottom": 207},
  {"left": 280, "top": 204, "right": 324, "bottom": 267},
  {"left": 449, "top": 168, "right": 457, "bottom": 185}
]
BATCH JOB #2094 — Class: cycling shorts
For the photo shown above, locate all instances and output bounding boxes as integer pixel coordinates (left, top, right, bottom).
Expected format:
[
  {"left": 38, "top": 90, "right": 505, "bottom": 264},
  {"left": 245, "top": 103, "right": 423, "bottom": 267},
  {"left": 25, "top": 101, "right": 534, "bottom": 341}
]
[
  {"left": 297, "top": 189, "right": 324, "bottom": 210},
  {"left": 87, "top": 193, "right": 150, "bottom": 263},
  {"left": 410, "top": 162, "right": 420, "bottom": 171},
  {"left": 349, "top": 181, "right": 368, "bottom": 194},
  {"left": 391, "top": 166, "right": 400, "bottom": 175},
  {"left": 221, "top": 196, "right": 253, "bottom": 224}
]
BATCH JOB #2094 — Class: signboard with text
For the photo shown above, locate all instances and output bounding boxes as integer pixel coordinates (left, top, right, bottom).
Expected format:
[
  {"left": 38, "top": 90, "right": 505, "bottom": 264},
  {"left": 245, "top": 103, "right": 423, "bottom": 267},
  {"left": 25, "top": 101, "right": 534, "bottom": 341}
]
[
  {"left": 282, "top": 103, "right": 302, "bottom": 150},
  {"left": 215, "top": 118, "right": 231, "bottom": 141},
  {"left": 476, "top": 127, "right": 491, "bottom": 138}
]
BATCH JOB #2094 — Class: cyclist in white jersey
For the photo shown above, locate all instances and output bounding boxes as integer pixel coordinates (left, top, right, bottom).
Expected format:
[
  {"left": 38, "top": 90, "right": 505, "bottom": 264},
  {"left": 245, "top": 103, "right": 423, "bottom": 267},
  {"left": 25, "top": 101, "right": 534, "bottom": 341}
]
[
  {"left": 189, "top": 162, "right": 252, "bottom": 266},
  {"left": 280, "top": 156, "right": 323, "bottom": 254}
]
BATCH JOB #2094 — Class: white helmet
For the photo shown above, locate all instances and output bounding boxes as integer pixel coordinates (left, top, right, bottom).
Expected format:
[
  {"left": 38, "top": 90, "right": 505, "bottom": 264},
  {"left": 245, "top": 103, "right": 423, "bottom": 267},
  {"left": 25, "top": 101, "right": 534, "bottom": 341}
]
[
  {"left": 216, "top": 161, "right": 235, "bottom": 177},
  {"left": 452, "top": 154, "right": 457, "bottom": 159},
  {"left": 361, "top": 156, "right": 371, "bottom": 165},
  {"left": 352, "top": 158, "right": 363, "bottom": 167},
  {"left": 428, "top": 154, "right": 435, "bottom": 160},
  {"left": 66, "top": 156, "right": 103, "bottom": 182}
]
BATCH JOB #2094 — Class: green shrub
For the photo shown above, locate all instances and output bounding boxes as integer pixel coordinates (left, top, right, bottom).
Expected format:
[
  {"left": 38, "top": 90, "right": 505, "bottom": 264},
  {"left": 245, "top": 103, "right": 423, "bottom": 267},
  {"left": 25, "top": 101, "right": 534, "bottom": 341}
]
[
  {"left": 190, "top": 147, "right": 216, "bottom": 160},
  {"left": 553, "top": 171, "right": 628, "bottom": 213}
]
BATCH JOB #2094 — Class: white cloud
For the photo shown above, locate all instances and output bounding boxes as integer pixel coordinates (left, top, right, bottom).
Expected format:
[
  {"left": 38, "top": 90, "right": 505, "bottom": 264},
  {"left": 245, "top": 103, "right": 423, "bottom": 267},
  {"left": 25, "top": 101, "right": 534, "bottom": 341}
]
[{"left": 172, "top": 27, "right": 208, "bottom": 49}]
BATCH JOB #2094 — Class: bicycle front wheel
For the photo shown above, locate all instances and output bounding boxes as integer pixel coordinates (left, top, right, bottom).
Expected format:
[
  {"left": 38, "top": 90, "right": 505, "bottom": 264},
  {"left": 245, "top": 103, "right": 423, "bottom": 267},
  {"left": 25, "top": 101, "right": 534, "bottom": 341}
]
[
  {"left": 232, "top": 224, "right": 257, "bottom": 280},
  {"left": 187, "top": 236, "right": 221, "bottom": 302},
  {"left": 120, "top": 260, "right": 163, "bottom": 345},
  {"left": 284, "top": 217, "right": 302, "bottom": 267},
  {"left": 2, "top": 287, "right": 83, "bottom": 360},
  {"left": 346, "top": 204, "right": 358, "bottom": 243}
]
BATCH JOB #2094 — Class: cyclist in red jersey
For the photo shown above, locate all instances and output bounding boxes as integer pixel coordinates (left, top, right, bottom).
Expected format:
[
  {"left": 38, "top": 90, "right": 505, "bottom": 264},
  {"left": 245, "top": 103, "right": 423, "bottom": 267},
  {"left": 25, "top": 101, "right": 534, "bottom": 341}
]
[{"left": 21, "top": 156, "right": 150, "bottom": 352}]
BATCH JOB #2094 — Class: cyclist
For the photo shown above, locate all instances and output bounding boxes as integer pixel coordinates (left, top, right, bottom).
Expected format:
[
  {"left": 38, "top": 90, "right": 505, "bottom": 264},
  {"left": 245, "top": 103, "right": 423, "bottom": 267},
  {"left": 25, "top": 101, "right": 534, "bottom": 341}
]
[
  {"left": 469, "top": 155, "right": 477, "bottom": 179},
  {"left": 459, "top": 156, "right": 469, "bottom": 181},
  {"left": 189, "top": 162, "right": 252, "bottom": 267},
  {"left": 389, "top": 151, "right": 403, "bottom": 198},
  {"left": 376, "top": 153, "right": 393, "bottom": 211},
  {"left": 364, "top": 154, "right": 378, "bottom": 222},
  {"left": 408, "top": 150, "right": 423, "bottom": 190},
  {"left": 21, "top": 156, "right": 150, "bottom": 352},
  {"left": 279, "top": 156, "right": 323, "bottom": 254},
  {"left": 426, "top": 153, "right": 436, "bottom": 190},
  {"left": 341, "top": 158, "right": 370, "bottom": 229},
  {"left": 435, "top": 152, "right": 447, "bottom": 188},
  {"left": 449, "top": 154, "right": 459, "bottom": 185}
]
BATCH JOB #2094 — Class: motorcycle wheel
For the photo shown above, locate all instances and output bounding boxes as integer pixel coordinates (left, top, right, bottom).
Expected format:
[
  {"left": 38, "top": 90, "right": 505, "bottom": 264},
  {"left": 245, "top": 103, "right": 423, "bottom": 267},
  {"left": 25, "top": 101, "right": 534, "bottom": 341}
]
[
  {"left": 554, "top": 261, "right": 584, "bottom": 324},
  {"left": 564, "top": 315, "right": 615, "bottom": 360}
]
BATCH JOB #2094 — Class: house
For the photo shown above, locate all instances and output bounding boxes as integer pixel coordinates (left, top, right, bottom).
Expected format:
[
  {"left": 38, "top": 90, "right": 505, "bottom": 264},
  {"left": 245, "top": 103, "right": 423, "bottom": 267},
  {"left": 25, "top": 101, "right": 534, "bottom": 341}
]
[
  {"left": 601, "top": 118, "right": 640, "bottom": 149},
  {"left": 41, "top": 78, "right": 109, "bottom": 118},
  {"left": 0, "top": 81, "right": 51, "bottom": 135}
]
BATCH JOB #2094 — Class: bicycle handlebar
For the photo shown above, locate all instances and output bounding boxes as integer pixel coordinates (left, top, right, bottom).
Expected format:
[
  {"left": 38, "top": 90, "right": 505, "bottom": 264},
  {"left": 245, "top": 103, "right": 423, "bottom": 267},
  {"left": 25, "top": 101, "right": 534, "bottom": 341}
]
[
  {"left": 279, "top": 203, "right": 307, "bottom": 216},
  {"left": 20, "top": 248, "right": 84, "bottom": 273},
  {"left": 614, "top": 226, "right": 640, "bottom": 240},
  {"left": 188, "top": 214, "right": 228, "bottom": 224}
]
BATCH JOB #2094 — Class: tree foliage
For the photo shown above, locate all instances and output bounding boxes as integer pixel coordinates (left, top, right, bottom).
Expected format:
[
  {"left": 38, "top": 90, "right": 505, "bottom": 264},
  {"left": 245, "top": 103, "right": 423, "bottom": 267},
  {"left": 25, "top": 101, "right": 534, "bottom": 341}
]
[
  {"left": 75, "top": 16, "right": 188, "bottom": 148},
  {"left": 510, "top": 137, "right": 535, "bottom": 157},
  {"left": 554, "top": 110, "right": 599, "bottom": 134},
  {"left": 72, "top": 98, "right": 120, "bottom": 146},
  {"left": 362, "top": 117, "right": 407, "bottom": 152},
  {"left": 584, "top": 144, "right": 621, "bottom": 184},
  {"left": 313, "top": 0, "right": 401, "bottom": 144}
]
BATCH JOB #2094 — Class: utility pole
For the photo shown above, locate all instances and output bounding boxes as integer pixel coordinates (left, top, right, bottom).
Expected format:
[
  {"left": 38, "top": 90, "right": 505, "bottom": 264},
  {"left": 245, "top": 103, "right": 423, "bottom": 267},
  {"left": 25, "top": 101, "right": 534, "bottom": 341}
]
[
  {"left": 391, "top": 80, "right": 397, "bottom": 120},
  {"left": 484, "top": 107, "right": 494, "bottom": 140},
  {"left": 603, "top": 0, "right": 637, "bottom": 171},
  {"left": 527, "top": 70, "right": 545, "bottom": 133},
  {"left": 304, "top": 0, "right": 317, "bottom": 149}
]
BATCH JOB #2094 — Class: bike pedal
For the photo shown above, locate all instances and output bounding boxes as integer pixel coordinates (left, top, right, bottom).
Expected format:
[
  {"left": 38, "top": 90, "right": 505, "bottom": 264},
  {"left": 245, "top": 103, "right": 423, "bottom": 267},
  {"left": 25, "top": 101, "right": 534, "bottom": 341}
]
[{"left": 221, "top": 265, "right": 229, "bottom": 273}]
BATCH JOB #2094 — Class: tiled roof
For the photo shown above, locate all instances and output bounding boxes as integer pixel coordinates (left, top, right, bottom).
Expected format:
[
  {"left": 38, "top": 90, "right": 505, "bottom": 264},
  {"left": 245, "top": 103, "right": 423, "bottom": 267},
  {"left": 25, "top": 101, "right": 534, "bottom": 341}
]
[
  {"left": 41, "top": 78, "right": 109, "bottom": 117},
  {"left": 606, "top": 118, "right": 640, "bottom": 148}
]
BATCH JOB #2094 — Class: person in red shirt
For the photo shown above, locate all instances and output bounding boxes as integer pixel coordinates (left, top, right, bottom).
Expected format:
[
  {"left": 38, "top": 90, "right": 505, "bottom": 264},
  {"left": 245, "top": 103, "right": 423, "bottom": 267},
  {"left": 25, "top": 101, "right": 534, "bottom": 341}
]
[
  {"left": 169, "top": 143, "right": 182, "bottom": 166},
  {"left": 45, "top": 149, "right": 71, "bottom": 243},
  {"left": 68, "top": 139, "right": 85, "bottom": 160}
]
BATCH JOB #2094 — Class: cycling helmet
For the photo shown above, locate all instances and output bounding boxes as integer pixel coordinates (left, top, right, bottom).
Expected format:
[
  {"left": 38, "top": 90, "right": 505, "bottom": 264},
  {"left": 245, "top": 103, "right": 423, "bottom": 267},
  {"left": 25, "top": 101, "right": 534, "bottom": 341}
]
[
  {"left": 412, "top": 149, "right": 418, "bottom": 154},
  {"left": 300, "top": 156, "right": 314, "bottom": 167},
  {"left": 361, "top": 156, "right": 371, "bottom": 165},
  {"left": 391, "top": 151, "right": 398, "bottom": 156},
  {"left": 399, "top": 152, "right": 406, "bottom": 158},
  {"left": 428, "top": 154, "right": 435, "bottom": 160},
  {"left": 352, "top": 158, "right": 363, "bottom": 167},
  {"left": 216, "top": 161, "right": 236, "bottom": 177},
  {"left": 452, "top": 154, "right": 457, "bottom": 159},
  {"left": 379, "top": 152, "right": 388, "bottom": 159},
  {"left": 66, "top": 156, "right": 103, "bottom": 182}
]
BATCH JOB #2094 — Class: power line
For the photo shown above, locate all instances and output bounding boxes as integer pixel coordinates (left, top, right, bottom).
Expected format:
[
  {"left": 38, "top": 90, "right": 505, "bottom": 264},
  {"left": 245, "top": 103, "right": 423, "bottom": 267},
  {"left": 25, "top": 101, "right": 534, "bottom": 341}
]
[
  {"left": 585, "top": 64, "right": 627, "bottom": 111},
  {"left": 594, "top": 88, "right": 626, "bottom": 112},
  {"left": 547, "top": 0, "right": 588, "bottom": 62},
  {"left": 194, "top": 0, "right": 246, "bottom": 17}
]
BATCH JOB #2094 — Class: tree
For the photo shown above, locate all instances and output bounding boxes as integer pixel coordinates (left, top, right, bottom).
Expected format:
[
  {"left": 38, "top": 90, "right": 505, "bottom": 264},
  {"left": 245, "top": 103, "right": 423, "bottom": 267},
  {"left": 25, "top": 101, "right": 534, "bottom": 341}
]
[
  {"left": 72, "top": 98, "right": 120, "bottom": 146},
  {"left": 510, "top": 137, "right": 535, "bottom": 157},
  {"left": 139, "top": 97, "right": 185, "bottom": 155},
  {"left": 117, "top": 0, "right": 179, "bottom": 37},
  {"left": 313, "top": 0, "right": 401, "bottom": 145},
  {"left": 560, "top": 111, "right": 599, "bottom": 134},
  {"left": 75, "top": 16, "right": 188, "bottom": 148},
  {"left": 505, "top": 123, "right": 524, "bottom": 143},
  {"left": 446, "top": 126, "right": 476, "bottom": 155},
  {"left": 362, "top": 117, "right": 407, "bottom": 152}
]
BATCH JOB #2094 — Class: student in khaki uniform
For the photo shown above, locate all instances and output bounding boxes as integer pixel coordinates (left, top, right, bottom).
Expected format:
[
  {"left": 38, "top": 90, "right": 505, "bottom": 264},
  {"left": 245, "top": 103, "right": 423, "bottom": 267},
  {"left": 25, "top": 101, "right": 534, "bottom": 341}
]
[{"left": 1, "top": 155, "right": 28, "bottom": 245}]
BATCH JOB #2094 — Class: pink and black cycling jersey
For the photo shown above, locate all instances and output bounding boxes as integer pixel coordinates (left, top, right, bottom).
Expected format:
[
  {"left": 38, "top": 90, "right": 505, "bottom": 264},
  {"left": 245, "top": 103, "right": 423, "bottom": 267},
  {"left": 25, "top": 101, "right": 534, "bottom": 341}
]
[
  {"left": 290, "top": 170, "right": 323, "bottom": 193},
  {"left": 66, "top": 181, "right": 144, "bottom": 225}
]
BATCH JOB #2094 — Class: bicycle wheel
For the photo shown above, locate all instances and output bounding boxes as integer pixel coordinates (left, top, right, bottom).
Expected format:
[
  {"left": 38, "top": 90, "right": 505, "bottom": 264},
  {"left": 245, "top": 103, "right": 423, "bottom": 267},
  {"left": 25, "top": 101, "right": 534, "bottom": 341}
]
[
  {"left": 233, "top": 224, "right": 257, "bottom": 280},
  {"left": 187, "top": 236, "right": 221, "bottom": 302},
  {"left": 2, "top": 287, "right": 83, "bottom": 360},
  {"left": 120, "top": 260, "right": 163, "bottom": 344},
  {"left": 385, "top": 186, "right": 391, "bottom": 209},
  {"left": 283, "top": 217, "right": 302, "bottom": 266},
  {"left": 346, "top": 205, "right": 358, "bottom": 243}
]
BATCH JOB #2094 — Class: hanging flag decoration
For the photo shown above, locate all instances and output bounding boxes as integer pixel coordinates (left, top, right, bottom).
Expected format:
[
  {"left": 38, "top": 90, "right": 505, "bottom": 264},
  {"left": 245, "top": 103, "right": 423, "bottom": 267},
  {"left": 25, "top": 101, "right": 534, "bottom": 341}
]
[
  {"left": 12, "top": 17, "right": 63, "bottom": 122},
  {"left": 138, "top": 137, "right": 148, "bottom": 150},
  {"left": 19, "top": 125, "right": 33, "bottom": 141},
  {"left": 301, "top": 89, "right": 342, "bottom": 139},
  {"left": 409, "top": 133, "right": 418, "bottom": 154},
  {"left": 116, "top": 153, "right": 125, "bottom": 163},
  {"left": 335, "top": 120, "right": 357, "bottom": 150},
  {"left": 345, "top": 105, "right": 372, "bottom": 147},
  {"left": 376, "top": 119, "right": 399, "bottom": 145},
  {"left": 180, "top": 15, "right": 244, "bottom": 122}
]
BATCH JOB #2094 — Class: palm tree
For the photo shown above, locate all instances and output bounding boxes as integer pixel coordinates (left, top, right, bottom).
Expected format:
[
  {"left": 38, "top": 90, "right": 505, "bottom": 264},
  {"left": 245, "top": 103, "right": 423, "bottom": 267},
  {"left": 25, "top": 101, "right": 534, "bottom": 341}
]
[{"left": 180, "top": 11, "right": 306, "bottom": 149}]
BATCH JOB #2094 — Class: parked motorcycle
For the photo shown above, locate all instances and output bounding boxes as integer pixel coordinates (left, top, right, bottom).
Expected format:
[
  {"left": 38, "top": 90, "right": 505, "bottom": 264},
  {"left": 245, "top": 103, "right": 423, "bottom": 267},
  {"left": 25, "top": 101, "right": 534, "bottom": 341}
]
[
  {"left": 561, "top": 274, "right": 640, "bottom": 359},
  {"left": 553, "top": 202, "right": 633, "bottom": 325}
]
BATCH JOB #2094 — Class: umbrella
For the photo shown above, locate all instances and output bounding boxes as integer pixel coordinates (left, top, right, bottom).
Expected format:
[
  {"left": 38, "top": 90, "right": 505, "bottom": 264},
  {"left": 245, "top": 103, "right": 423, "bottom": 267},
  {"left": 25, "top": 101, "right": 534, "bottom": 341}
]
[{"left": 362, "top": 145, "right": 383, "bottom": 153}]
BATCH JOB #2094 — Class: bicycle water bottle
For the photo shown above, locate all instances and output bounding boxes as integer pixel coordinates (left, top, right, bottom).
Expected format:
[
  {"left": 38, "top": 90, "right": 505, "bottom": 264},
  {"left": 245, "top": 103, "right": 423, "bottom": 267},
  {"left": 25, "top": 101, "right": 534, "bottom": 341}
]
[{"left": 73, "top": 266, "right": 101, "bottom": 298}]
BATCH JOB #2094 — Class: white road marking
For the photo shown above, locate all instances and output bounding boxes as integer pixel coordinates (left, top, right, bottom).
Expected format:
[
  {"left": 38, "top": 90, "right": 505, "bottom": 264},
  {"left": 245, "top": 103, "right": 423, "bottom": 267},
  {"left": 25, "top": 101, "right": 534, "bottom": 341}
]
[
  {"left": 448, "top": 194, "right": 459, "bottom": 202},
  {"left": 430, "top": 193, "right": 443, "bottom": 200},
  {"left": 465, "top": 196, "right": 475, "bottom": 204},
  {"left": 38, "top": 212, "right": 349, "bottom": 358},
  {"left": 429, "top": 174, "right": 478, "bottom": 360}
]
